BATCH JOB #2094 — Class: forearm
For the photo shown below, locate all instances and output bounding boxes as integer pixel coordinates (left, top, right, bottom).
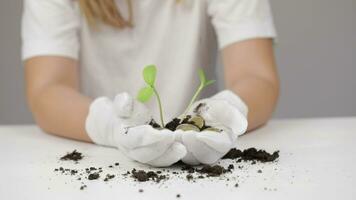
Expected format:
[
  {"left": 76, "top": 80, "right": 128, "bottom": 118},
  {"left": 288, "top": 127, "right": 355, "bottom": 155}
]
[
  {"left": 29, "top": 84, "right": 92, "bottom": 142},
  {"left": 228, "top": 76, "right": 279, "bottom": 131}
]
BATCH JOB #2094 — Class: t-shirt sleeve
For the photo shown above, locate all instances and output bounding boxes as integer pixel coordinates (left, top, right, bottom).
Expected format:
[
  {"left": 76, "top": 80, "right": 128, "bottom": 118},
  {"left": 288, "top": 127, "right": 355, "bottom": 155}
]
[
  {"left": 21, "top": 0, "right": 80, "bottom": 60},
  {"left": 208, "top": 0, "right": 277, "bottom": 49}
]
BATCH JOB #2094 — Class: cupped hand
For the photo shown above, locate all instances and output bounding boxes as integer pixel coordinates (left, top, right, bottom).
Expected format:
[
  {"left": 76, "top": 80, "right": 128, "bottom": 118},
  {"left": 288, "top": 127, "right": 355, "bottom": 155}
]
[
  {"left": 86, "top": 92, "right": 187, "bottom": 167},
  {"left": 179, "top": 90, "right": 249, "bottom": 165},
  {"left": 116, "top": 125, "right": 187, "bottom": 167}
]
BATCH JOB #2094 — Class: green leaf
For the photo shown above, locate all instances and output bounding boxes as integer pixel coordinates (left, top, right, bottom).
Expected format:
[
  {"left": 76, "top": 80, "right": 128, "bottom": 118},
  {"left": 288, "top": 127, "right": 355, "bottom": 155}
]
[
  {"left": 198, "top": 69, "right": 207, "bottom": 85},
  {"left": 205, "top": 79, "right": 216, "bottom": 86},
  {"left": 137, "top": 86, "right": 154, "bottom": 103},
  {"left": 143, "top": 65, "right": 157, "bottom": 86}
]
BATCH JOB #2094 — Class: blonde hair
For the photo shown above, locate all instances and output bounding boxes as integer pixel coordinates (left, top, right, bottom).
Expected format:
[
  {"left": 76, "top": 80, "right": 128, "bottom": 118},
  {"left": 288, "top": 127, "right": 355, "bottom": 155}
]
[
  {"left": 79, "top": 0, "right": 182, "bottom": 29},
  {"left": 79, "top": 0, "right": 134, "bottom": 28}
]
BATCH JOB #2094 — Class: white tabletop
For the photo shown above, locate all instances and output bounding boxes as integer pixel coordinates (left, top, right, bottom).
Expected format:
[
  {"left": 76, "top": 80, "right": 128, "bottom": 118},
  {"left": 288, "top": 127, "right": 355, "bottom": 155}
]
[{"left": 1, "top": 117, "right": 356, "bottom": 200}]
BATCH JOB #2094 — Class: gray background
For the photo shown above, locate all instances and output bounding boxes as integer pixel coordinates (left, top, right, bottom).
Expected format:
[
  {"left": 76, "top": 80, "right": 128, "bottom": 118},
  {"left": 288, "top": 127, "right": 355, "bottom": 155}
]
[{"left": 1, "top": 0, "right": 355, "bottom": 124}]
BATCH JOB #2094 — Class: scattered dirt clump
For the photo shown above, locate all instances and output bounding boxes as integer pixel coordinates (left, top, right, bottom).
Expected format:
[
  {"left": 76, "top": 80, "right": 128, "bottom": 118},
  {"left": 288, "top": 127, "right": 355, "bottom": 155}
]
[
  {"left": 88, "top": 173, "right": 100, "bottom": 180},
  {"left": 149, "top": 119, "right": 161, "bottom": 129},
  {"left": 223, "top": 148, "right": 279, "bottom": 163},
  {"left": 60, "top": 150, "right": 83, "bottom": 162},
  {"left": 80, "top": 185, "right": 87, "bottom": 190},
  {"left": 186, "top": 174, "right": 194, "bottom": 181},
  {"left": 131, "top": 169, "right": 167, "bottom": 183},
  {"left": 104, "top": 174, "right": 115, "bottom": 182},
  {"left": 197, "top": 165, "right": 229, "bottom": 177},
  {"left": 54, "top": 148, "right": 280, "bottom": 191}
]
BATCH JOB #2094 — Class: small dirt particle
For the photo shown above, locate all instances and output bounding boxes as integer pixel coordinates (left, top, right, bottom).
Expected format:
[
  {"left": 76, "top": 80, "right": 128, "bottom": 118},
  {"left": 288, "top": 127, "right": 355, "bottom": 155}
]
[
  {"left": 60, "top": 150, "right": 83, "bottom": 162},
  {"left": 186, "top": 174, "right": 194, "bottom": 181},
  {"left": 88, "top": 173, "right": 100, "bottom": 180},
  {"left": 149, "top": 119, "right": 161, "bottom": 128},
  {"left": 104, "top": 174, "right": 115, "bottom": 182}
]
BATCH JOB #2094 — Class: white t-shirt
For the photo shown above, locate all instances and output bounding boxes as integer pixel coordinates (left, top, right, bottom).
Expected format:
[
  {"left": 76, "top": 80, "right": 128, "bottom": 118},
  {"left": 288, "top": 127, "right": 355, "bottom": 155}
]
[{"left": 22, "top": 0, "right": 276, "bottom": 121}]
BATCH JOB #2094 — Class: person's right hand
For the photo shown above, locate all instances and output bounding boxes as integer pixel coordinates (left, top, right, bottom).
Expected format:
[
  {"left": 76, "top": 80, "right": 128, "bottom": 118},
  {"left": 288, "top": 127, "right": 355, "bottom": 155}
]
[
  {"left": 85, "top": 93, "right": 186, "bottom": 167},
  {"left": 118, "top": 125, "right": 187, "bottom": 167}
]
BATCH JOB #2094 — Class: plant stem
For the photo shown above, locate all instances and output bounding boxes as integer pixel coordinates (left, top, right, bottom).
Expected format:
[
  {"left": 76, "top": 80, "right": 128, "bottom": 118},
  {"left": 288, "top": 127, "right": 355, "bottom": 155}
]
[
  {"left": 153, "top": 87, "right": 165, "bottom": 127},
  {"left": 182, "top": 84, "right": 204, "bottom": 116}
]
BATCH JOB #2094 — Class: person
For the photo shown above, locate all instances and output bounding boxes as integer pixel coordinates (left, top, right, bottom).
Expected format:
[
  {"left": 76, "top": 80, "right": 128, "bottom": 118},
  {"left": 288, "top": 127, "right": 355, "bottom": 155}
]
[{"left": 22, "top": 0, "right": 279, "bottom": 166}]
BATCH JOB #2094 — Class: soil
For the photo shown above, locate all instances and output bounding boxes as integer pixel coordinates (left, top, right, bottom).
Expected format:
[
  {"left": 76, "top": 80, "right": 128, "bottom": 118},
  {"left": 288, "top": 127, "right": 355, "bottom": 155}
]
[
  {"left": 80, "top": 185, "right": 87, "bottom": 190},
  {"left": 131, "top": 169, "right": 167, "bottom": 183},
  {"left": 181, "top": 163, "right": 230, "bottom": 177},
  {"left": 104, "top": 174, "right": 115, "bottom": 182},
  {"left": 149, "top": 119, "right": 161, "bottom": 129},
  {"left": 60, "top": 150, "right": 83, "bottom": 162},
  {"left": 181, "top": 115, "right": 192, "bottom": 124},
  {"left": 150, "top": 114, "right": 215, "bottom": 132},
  {"left": 186, "top": 174, "right": 194, "bottom": 181},
  {"left": 198, "top": 165, "right": 229, "bottom": 177},
  {"left": 88, "top": 173, "right": 100, "bottom": 180},
  {"left": 223, "top": 148, "right": 279, "bottom": 163},
  {"left": 165, "top": 118, "right": 181, "bottom": 131},
  {"left": 55, "top": 148, "right": 280, "bottom": 191}
]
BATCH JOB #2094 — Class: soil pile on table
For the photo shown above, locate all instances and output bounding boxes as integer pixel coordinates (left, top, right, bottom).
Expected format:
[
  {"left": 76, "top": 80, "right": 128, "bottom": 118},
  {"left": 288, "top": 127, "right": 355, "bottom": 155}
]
[
  {"left": 131, "top": 169, "right": 167, "bottom": 183},
  {"left": 223, "top": 148, "right": 279, "bottom": 163},
  {"left": 54, "top": 148, "right": 279, "bottom": 191},
  {"left": 60, "top": 150, "right": 83, "bottom": 162}
]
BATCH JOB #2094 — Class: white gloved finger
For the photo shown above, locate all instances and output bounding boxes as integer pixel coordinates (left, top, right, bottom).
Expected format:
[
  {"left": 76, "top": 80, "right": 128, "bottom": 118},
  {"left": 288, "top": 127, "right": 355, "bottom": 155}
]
[
  {"left": 86, "top": 97, "right": 117, "bottom": 146},
  {"left": 147, "top": 142, "right": 187, "bottom": 167},
  {"left": 114, "top": 93, "right": 151, "bottom": 126},
  {"left": 127, "top": 142, "right": 172, "bottom": 163},
  {"left": 171, "top": 130, "right": 202, "bottom": 165},
  {"left": 194, "top": 100, "right": 248, "bottom": 135},
  {"left": 127, "top": 100, "right": 152, "bottom": 126},
  {"left": 114, "top": 92, "right": 134, "bottom": 118},
  {"left": 196, "top": 131, "right": 233, "bottom": 153},
  {"left": 181, "top": 151, "right": 200, "bottom": 166},
  {"left": 116, "top": 125, "right": 176, "bottom": 163},
  {"left": 181, "top": 131, "right": 224, "bottom": 165},
  {"left": 118, "top": 125, "right": 175, "bottom": 149},
  {"left": 211, "top": 90, "right": 248, "bottom": 117}
]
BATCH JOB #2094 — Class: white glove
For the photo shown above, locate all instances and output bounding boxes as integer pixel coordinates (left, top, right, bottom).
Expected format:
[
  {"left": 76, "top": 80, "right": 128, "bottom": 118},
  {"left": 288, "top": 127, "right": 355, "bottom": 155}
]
[
  {"left": 118, "top": 125, "right": 187, "bottom": 167},
  {"left": 180, "top": 90, "right": 248, "bottom": 165},
  {"left": 85, "top": 93, "right": 186, "bottom": 167}
]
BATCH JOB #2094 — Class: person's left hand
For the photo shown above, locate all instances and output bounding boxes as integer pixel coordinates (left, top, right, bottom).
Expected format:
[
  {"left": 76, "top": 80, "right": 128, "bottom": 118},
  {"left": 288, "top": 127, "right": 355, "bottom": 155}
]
[{"left": 180, "top": 90, "right": 248, "bottom": 165}]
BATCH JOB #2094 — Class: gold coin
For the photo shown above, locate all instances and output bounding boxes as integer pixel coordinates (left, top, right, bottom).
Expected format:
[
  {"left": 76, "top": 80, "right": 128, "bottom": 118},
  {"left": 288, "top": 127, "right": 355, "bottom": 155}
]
[
  {"left": 189, "top": 116, "right": 205, "bottom": 129},
  {"left": 176, "top": 124, "right": 200, "bottom": 132}
]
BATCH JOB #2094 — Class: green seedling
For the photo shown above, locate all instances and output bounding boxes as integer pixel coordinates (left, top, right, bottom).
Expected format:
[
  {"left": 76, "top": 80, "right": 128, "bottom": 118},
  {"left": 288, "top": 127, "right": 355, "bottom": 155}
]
[
  {"left": 137, "top": 65, "right": 215, "bottom": 128},
  {"left": 182, "top": 69, "right": 215, "bottom": 115},
  {"left": 137, "top": 65, "right": 165, "bottom": 127}
]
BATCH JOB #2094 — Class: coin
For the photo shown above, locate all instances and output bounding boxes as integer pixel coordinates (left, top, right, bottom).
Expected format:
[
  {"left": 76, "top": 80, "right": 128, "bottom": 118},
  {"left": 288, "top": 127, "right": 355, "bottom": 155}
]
[
  {"left": 176, "top": 124, "right": 200, "bottom": 132},
  {"left": 189, "top": 116, "right": 205, "bottom": 129}
]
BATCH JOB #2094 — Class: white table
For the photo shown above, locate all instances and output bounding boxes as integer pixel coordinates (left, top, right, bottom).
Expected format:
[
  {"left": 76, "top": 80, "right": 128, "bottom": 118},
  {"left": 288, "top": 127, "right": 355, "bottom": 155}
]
[{"left": 1, "top": 118, "right": 355, "bottom": 200}]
